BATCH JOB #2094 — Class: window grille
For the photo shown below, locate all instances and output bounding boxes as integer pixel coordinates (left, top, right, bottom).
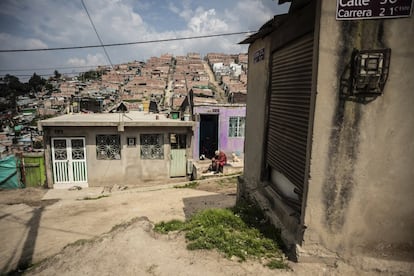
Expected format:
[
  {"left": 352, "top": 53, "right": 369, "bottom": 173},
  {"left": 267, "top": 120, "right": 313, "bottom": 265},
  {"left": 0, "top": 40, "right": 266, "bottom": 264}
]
[
  {"left": 141, "top": 134, "right": 164, "bottom": 159},
  {"left": 54, "top": 139, "right": 67, "bottom": 160},
  {"left": 96, "top": 135, "right": 121, "bottom": 160},
  {"left": 71, "top": 139, "right": 85, "bottom": 160},
  {"left": 229, "top": 117, "right": 246, "bottom": 137}
]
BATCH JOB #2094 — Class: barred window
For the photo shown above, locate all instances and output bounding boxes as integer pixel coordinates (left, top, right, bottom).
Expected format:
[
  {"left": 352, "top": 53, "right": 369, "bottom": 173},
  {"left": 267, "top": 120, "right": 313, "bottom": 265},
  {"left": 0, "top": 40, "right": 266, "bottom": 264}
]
[
  {"left": 96, "top": 135, "right": 121, "bottom": 160},
  {"left": 229, "top": 117, "right": 246, "bottom": 137},
  {"left": 140, "top": 134, "right": 164, "bottom": 159}
]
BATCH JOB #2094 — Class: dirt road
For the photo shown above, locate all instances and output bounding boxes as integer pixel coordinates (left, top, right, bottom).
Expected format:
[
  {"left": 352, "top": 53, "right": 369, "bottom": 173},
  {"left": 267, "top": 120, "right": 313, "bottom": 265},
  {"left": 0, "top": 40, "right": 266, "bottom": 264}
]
[
  {"left": 203, "top": 61, "right": 227, "bottom": 103},
  {"left": 0, "top": 177, "right": 237, "bottom": 274},
  {"left": 1, "top": 178, "right": 412, "bottom": 275}
]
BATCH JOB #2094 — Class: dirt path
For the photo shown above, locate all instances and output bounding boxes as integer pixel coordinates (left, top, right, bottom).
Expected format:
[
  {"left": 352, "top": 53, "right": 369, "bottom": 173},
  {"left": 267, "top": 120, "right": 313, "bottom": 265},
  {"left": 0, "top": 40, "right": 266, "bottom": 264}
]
[
  {"left": 0, "top": 179, "right": 237, "bottom": 274},
  {"left": 1, "top": 180, "right": 412, "bottom": 275},
  {"left": 203, "top": 61, "right": 227, "bottom": 103},
  {"left": 24, "top": 216, "right": 361, "bottom": 276}
]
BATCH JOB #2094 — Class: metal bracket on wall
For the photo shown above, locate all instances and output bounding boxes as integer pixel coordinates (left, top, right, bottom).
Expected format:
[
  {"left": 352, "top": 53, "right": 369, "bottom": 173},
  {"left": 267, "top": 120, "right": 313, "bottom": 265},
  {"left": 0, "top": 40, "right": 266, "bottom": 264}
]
[{"left": 340, "top": 48, "right": 391, "bottom": 104}]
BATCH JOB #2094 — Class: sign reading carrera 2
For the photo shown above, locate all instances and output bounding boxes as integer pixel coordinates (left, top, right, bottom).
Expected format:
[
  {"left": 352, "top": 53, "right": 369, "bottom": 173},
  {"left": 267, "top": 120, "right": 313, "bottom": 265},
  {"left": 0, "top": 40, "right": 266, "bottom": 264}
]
[{"left": 336, "top": 0, "right": 413, "bottom": 20}]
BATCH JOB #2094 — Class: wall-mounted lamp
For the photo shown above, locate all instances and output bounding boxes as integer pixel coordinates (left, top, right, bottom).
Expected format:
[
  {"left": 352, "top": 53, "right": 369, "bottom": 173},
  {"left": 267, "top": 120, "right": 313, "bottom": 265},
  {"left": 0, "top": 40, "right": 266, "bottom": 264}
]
[{"left": 341, "top": 48, "right": 391, "bottom": 103}]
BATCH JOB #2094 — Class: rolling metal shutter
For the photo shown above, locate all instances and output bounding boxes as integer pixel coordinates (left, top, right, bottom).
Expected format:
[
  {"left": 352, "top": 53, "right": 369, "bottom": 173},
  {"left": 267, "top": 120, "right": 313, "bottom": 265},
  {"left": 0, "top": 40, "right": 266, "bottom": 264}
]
[{"left": 266, "top": 33, "right": 314, "bottom": 209}]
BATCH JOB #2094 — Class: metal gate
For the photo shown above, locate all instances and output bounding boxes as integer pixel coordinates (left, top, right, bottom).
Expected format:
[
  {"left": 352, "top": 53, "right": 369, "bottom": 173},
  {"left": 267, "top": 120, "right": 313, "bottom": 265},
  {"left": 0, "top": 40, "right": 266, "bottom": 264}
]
[
  {"left": 266, "top": 33, "right": 314, "bottom": 213},
  {"left": 51, "top": 137, "right": 88, "bottom": 187}
]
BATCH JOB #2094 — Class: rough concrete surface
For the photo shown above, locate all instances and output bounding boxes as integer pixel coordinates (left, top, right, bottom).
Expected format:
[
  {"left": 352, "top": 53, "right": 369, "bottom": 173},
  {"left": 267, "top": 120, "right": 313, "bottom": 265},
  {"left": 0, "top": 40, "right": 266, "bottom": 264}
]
[{"left": 0, "top": 179, "right": 413, "bottom": 275}]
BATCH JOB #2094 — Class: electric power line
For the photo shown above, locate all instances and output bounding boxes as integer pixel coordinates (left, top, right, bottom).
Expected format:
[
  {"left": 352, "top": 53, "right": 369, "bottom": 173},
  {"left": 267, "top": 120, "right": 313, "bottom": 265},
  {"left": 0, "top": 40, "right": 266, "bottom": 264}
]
[
  {"left": 0, "top": 31, "right": 254, "bottom": 53},
  {"left": 81, "top": 0, "right": 114, "bottom": 69},
  {"left": 0, "top": 65, "right": 110, "bottom": 72},
  {"left": 0, "top": 71, "right": 97, "bottom": 78}
]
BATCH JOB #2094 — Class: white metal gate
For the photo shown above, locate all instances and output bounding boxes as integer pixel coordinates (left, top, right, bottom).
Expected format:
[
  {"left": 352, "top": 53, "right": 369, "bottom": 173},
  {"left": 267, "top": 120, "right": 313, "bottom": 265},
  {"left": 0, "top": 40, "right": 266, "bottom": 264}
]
[{"left": 51, "top": 138, "right": 88, "bottom": 187}]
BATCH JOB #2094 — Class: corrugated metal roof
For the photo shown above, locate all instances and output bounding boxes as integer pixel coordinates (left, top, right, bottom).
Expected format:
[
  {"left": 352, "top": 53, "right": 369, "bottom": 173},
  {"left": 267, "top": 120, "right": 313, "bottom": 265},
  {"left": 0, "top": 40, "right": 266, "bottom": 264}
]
[{"left": 239, "top": 14, "right": 288, "bottom": 44}]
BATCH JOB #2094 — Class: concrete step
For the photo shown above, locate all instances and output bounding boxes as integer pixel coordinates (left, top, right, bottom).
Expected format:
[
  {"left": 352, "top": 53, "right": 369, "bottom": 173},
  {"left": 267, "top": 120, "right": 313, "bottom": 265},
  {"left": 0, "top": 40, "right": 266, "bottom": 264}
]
[{"left": 192, "top": 160, "right": 243, "bottom": 179}]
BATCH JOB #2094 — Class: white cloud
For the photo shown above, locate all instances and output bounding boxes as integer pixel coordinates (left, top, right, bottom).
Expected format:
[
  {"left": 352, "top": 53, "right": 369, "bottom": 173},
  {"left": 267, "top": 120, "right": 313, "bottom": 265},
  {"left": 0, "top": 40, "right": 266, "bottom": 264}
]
[
  {"left": 224, "top": 0, "right": 277, "bottom": 31},
  {"left": 84, "top": 0, "right": 148, "bottom": 43},
  {"left": 67, "top": 53, "right": 106, "bottom": 67},
  {"left": 188, "top": 8, "right": 228, "bottom": 33},
  {"left": 168, "top": 0, "right": 193, "bottom": 21},
  {"left": 0, "top": 33, "right": 48, "bottom": 50},
  {"left": 0, "top": 0, "right": 288, "bottom": 75}
]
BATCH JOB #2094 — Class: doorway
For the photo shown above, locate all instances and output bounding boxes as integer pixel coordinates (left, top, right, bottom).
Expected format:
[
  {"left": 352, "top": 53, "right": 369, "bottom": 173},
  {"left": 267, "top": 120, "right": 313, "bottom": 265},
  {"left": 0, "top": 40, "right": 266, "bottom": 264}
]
[
  {"left": 51, "top": 137, "right": 88, "bottom": 188},
  {"left": 199, "top": 114, "right": 219, "bottom": 159},
  {"left": 170, "top": 133, "right": 187, "bottom": 177}
]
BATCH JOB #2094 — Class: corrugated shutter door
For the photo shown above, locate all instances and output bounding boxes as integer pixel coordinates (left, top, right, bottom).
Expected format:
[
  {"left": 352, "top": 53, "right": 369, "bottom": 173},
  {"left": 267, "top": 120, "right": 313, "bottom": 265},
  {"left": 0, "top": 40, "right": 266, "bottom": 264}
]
[{"left": 267, "top": 33, "right": 314, "bottom": 198}]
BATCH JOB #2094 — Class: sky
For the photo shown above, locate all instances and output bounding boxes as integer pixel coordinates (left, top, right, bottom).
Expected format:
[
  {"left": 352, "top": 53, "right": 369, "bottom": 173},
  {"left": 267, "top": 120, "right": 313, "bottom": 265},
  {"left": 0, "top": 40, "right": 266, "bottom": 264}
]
[{"left": 0, "top": 0, "right": 290, "bottom": 80}]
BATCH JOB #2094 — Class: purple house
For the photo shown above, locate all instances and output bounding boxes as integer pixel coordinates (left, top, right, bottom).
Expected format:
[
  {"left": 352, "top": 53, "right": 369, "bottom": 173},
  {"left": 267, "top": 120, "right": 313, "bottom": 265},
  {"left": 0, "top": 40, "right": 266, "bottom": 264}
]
[{"left": 192, "top": 103, "right": 246, "bottom": 160}]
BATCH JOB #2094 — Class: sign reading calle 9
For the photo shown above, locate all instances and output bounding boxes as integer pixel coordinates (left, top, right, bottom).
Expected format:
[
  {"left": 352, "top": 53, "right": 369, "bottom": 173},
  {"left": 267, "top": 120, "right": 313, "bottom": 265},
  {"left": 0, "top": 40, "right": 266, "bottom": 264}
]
[{"left": 336, "top": 0, "right": 413, "bottom": 20}]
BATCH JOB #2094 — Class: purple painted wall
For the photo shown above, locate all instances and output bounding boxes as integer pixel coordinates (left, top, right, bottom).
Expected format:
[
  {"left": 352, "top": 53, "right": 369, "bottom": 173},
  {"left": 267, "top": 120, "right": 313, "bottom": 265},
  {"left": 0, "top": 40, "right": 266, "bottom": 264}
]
[{"left": 192, "top": 104, "right": 246, "bottom": 160}]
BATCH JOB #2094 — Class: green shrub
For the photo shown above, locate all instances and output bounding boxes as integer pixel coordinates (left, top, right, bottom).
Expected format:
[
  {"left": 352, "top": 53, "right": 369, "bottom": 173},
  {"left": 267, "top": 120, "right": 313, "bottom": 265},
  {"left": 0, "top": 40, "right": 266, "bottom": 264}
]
[
  {"left": 154, "top": 219, "right": 186, "bottom": 234},
  {"left": 154, "top": 206, "right": 287, "bottom": 268}
]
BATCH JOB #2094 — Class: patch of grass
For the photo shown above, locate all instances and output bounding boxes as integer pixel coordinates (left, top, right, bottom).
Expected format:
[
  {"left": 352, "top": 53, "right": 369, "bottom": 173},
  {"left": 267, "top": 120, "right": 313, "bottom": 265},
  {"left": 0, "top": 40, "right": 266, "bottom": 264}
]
[
  {"left": 184, "top": 209, "right": 281, "bottom": 262},
  {"left": 63, "top": 238, "right": 91, "bottom": 250},
  {"left": 153, "top": 219, "right": 186, "bottom": 234},
  {"left": 217, "top": 176, "right": 237, "bottom": 186},
  {"left": 231, "top": 200, "right": 285, "bottom": 251},
  {"left": 266, "top": 259, "right": 286, "bottom": 269},
  {"left": 174, "top": 181, "right": 199, "bottom": 189},
  {"left": 154, "top": 204, "right": 287, "bottom": 269},
  {"left": 79, "top": 194, "right": 109, "bottom": 201},
  {"left": 109, "top": 217, "right": 143, "bottom": 233}
]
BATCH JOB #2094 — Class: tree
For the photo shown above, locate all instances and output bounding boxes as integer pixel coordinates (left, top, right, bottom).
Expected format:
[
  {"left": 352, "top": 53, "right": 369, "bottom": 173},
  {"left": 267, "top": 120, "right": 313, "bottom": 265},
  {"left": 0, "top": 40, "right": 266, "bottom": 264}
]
[
  {"left": 28, "top": 73, "right": 46, "bottom": 92},
  {"left": 1, "top": 74, "right": 27, "bottom": 96},
  {"left": 79, "top": 69, "right": 103, "bottom": 81},
  {"left": 44, "top": 83, "right": 54, "bottom": 92},
  {"left": 54, "top": 70, "right": 61, "bottom": 79}
]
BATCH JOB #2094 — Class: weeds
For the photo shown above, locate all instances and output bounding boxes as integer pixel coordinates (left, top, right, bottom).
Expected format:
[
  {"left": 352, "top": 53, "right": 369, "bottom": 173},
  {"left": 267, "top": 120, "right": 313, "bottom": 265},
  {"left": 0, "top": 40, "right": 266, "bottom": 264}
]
[
  {"left": 154, "top": 201, "right": 287, "bottom": 269},
  {"left": 62, "top": 238, "right": 92, "bottom": 250},
  {"left": 79, "top": 195, "right": 109, "bottom": 201},
  {"left": 109, "top": 217, "right": 144, "bottom": 233},
  {"left": 174, "top": 181, "right": 199, "bottom": 189},
  {"left": 153, "top": 219, "right": 185, "bottom": 234},
  {"left": 231, "top": 200, "right": 285, "bottom": 250}
]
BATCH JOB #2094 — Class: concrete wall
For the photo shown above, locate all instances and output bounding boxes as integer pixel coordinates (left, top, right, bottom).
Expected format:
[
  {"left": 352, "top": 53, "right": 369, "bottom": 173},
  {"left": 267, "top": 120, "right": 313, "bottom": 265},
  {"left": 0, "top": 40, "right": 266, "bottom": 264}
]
[
  {"left": 44, "top": 125, "right": 192, "bottom": 187},
  {"left": 240, "top": 39, "right": 272, "bottom": 189},
  {"left": 240, "top": 0, "right": 414, "bottom": 261},
  {"left": 193, "top": 105, "right": 246, "bottom": 159},
  {"left": 303, "top": 1, "right": 414, "bottom": 259}
]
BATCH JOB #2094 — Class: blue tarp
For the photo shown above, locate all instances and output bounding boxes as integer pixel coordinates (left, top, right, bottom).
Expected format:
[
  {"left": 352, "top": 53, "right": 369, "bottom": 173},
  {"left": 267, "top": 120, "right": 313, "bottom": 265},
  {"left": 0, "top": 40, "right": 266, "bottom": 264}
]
[{"left": 0, "top": 155, "right": 23, "bottom": 189}]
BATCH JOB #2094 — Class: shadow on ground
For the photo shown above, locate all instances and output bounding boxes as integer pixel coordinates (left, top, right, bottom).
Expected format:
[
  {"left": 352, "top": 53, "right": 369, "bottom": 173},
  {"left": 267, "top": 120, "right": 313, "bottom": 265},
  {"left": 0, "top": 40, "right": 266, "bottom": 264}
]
[{"left": 182, "top": 193, "right": 236, "bottom": 219}]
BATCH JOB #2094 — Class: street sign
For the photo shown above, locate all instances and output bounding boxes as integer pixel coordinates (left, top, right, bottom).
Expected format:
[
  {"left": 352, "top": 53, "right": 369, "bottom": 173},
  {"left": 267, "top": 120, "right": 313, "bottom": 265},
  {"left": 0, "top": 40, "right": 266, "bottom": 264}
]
[{"left": 336, "top": 0, "right": 413, "bottom": 20}]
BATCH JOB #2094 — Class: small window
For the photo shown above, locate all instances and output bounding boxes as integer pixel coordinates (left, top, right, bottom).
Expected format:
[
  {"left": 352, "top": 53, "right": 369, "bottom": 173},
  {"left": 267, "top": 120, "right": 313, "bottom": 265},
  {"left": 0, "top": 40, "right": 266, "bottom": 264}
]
[
  {"left": 96, "top": 134, "right": 121, "bottom": 160},
  {"left": 140, "top": 134, "right": 164, "bottom": 159},
  {"left": 229, "top": 117, "right": 245, "bottom": 137},
  {"left": 127, "top": 137, "right": 136, "bottom": 147}
]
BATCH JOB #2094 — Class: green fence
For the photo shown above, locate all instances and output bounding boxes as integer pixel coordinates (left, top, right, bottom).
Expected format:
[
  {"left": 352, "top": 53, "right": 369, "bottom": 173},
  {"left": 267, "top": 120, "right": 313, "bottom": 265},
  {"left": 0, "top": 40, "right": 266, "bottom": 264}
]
[{"left": 23, "top": 153, "right": 46, "bottom": 187}]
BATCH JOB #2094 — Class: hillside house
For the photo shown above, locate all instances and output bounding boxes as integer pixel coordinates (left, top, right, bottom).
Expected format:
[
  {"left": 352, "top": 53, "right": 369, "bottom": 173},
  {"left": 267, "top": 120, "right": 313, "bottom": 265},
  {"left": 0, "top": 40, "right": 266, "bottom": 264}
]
[{"left": 39, "top": 112, "right": 194, "bottom": 188}]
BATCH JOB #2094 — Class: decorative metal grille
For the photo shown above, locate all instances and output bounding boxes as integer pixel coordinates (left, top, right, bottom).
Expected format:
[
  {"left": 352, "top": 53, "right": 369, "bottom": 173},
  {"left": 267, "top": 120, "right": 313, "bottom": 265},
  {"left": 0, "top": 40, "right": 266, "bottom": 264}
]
[
  {"left": 229, "top": 117, "right": 246, "bottom": 137},
  {"left": 53, "top": 139, "right": 67, "bottom": 160},
  {"left": 71, "top": 139, "right": 85, "bottom": 160},
  {"left": 96, "top": 135, "right": 121, "bottom": 160},
  {"left": 140, "top": 134, "right": 164, "bottom": 159}
]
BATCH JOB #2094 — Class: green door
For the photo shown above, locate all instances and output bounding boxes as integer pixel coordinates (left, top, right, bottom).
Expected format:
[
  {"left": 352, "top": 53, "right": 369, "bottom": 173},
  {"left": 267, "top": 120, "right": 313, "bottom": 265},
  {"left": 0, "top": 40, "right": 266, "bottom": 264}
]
[
  {"left": 170, "top": 134, "right": 187, "bottom": 177},
  {"left": 23, "top": 154, "right": 46, "bottom": 187}
]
